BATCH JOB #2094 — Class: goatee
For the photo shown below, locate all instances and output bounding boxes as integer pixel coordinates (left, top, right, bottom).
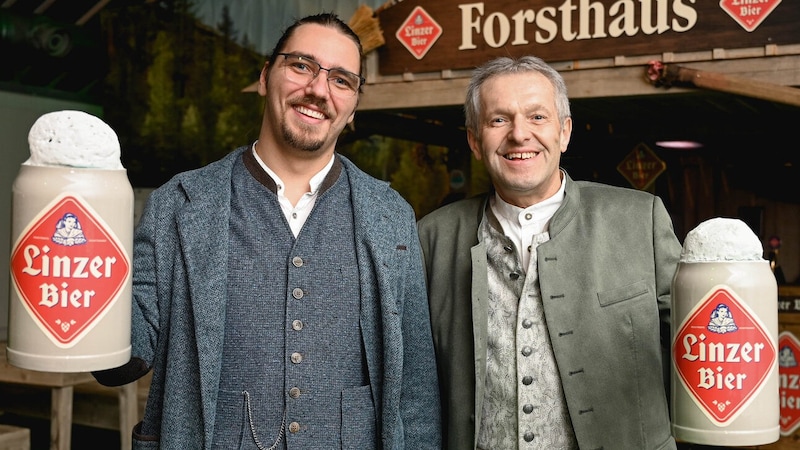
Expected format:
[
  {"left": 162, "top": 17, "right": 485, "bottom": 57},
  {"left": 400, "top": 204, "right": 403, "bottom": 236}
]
[
  {"left": 281, "top": 120, "right": 325, "bottom": 152},
  {"left": 281, "top": 95, "right": 330, "bottom": 151}
]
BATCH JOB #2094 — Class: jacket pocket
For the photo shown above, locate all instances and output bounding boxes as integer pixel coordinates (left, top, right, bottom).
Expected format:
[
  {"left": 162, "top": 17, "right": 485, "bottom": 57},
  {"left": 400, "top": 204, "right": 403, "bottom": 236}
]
[
  {"left": 210, "top": 389, "right": 249, "bottom": 449},
  {"left": 341, "top": 384, "right": 377, "bottom": 448},
  {"left": 597, "top": 279, "right": 650, "bottom": 307}
]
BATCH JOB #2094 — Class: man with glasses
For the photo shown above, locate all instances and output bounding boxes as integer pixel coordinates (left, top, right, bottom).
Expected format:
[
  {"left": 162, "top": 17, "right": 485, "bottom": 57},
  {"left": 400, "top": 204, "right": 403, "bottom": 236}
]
[{"left": 93, "top": 13, "right": 441, "bottom": 449}]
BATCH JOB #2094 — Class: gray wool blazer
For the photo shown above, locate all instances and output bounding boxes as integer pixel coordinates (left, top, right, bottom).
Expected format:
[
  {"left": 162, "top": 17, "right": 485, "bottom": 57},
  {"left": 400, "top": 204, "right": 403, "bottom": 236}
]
[
  {"left": 99, "top": 147, "right": 441, "bottom": 449},
  {"left": 418, "top": 172, "right": 681, "bottom": 450}
]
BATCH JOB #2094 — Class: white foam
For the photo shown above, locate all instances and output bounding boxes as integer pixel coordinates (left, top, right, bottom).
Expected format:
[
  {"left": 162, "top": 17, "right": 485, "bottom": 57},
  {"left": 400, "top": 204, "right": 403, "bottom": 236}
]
[
  {"left": 26, "top": 110, "right": 123, "bottom": 169},
  {"left": 680, "top": 217, "right": 763, "bottom": 262}
]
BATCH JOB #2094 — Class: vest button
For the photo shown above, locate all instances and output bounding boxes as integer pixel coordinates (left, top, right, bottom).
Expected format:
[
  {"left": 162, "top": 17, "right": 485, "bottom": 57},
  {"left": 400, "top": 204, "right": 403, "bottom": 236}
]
[
  {"left": 523, "top": 431, "right": 535, "bottom": 442},
  {"left": 522, "top": 318, "right": 533, "bottom": 328},
  {"left": 523, "top": 404, "right": 534, "bottom": 414},
  {"left": 289, "top": 422, "right": 301, "bottom": 433},
  {"left": 291, "top": 352, "right": 303, "bottom": 364},
  {"left": 509, "top": 272, "right": 520, "bottom": 280},
  {"left": 292, "top": 288, "right": 304, "bottom": 299},
  {"left": 289, "top": 386, "right": 301, "bottom": 398},
  {"left": 292, "top": 319, "right": 303, "bottom": 331},
  {"left": 292, "top": 256, "right": 304, "bottom": 267},
  {"left": 521, "top": 346, "right": 532, "bottom": 357},
  {"left": 522, "top": 376, "right": 533, "bottom": 385}
]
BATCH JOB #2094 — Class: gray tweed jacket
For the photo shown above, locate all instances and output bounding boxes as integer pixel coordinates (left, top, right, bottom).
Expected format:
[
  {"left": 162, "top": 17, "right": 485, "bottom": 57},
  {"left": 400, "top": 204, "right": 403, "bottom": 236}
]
[{"left": 99, "top": 147, "right": 441, "bottom": 449}]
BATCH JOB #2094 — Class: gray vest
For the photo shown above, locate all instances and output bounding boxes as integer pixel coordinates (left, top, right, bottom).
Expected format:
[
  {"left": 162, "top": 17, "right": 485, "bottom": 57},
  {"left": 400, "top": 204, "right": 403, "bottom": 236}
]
[{"left": 212, "top": 154, "right": 368, "bottom": 449}]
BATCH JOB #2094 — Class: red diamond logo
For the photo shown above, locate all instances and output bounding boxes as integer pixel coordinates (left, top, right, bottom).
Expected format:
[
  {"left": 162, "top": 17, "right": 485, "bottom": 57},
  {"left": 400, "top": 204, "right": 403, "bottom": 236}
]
[
  {"left": 673, "top": 286, "right": 777, "bottom": 425},
  {"left": 395, "top": 6, "right": 442, "bottom": 60},
  {"left": 719, "top": 0, "right": 781, "bottom": 32},
  {"left": 779, "top": 331, "right": 800, "bottom": 436},
  {"left": 10, "top": 194, "right": 130, "bottom": 347}
]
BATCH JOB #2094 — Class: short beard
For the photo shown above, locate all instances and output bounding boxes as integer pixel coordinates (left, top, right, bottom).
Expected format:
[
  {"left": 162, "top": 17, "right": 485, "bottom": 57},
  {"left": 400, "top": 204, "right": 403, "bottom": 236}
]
[{"left": 280, "top": 118, "right": 325, "bottom": 152}]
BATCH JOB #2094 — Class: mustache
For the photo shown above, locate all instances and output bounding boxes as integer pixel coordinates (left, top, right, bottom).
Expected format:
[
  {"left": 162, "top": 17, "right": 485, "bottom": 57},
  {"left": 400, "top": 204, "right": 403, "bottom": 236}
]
[{"left": 289, "top": 95, "right": 332, "bottom": 117}]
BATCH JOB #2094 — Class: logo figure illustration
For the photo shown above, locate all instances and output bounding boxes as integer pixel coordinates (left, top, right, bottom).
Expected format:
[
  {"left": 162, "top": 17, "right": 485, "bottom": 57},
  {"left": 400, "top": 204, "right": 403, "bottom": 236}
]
[
  {"left": 707, "top": 303, "right": 738, "bottom": 334},
  {"left": 51, "top": 212, "right": 87, "bottom": 246},
  {"left": 779, "top": 345, "right": 797, "bottom": 368}
]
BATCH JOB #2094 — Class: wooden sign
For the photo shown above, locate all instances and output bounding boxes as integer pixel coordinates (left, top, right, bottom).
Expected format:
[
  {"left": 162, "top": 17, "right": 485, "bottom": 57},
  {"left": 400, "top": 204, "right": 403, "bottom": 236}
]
[
  {"left": 377, "top": 0, "right": 799, "bottom": 75},
  {"left": 617, "top": 143, "right": 666, "bottom": 190}
]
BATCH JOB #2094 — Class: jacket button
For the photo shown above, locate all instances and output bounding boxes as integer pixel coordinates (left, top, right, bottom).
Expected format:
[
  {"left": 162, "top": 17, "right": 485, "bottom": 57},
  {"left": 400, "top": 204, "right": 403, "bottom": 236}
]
[
  {"left": 289, "top": 387, "right": 301, "bottom": 398},
  {"left": 291, "top": 352, "right": 303, "bottom": 364},
  {"left": 292, "top": 288, "right": 304, "bottom": 299},
  {"left": 292, "top": 256, "right": 304, "bottom": 267},
  {"left": 292, "top": 319, "right": 303, "bottom": 331},
  {"left": 509, "top": 272, "right": 520, "bottom": 280},
  {"left": 289, "top": 422, "right": 301, "bottom": 433}
]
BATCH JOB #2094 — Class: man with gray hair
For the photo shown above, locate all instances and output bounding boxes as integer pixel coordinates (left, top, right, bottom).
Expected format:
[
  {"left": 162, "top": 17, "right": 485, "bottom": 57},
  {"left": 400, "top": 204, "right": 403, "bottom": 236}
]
[{"left": 418, "top": 55, "right": 680, "bottom": 449}]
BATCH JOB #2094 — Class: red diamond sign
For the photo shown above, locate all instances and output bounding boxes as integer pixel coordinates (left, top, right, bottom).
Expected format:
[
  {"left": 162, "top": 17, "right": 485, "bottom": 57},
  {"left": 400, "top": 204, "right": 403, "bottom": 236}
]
[
  {"left": 779, "top": 331, "right": 800, "bottom": 436},
  {"left": 720, "top": 0, "right": 781, "bottom": 32},
  {"left": 395, "top": 6, "right": 442, "bottom": 60},
  {"left": 617, "top": 143, "right": 666, "bottom": 190},
  {"left": 10, "top": 194, "right": 130, "bottom": 347},
  {"left": 673, "top": 286, "right": 777, "bottom": 425}
]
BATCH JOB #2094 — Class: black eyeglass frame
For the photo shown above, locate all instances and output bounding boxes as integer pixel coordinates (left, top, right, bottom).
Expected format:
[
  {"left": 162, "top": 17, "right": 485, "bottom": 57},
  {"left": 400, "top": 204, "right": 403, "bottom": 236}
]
[{"left": 275, "top": 52, "right": 365, "bottom": 94}]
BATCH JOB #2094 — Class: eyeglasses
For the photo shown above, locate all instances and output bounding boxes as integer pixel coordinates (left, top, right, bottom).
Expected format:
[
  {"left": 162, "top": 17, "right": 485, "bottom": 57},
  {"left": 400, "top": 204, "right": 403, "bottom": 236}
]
[{"left": 276, "top": 53, "right": 364, "bottom": 97}]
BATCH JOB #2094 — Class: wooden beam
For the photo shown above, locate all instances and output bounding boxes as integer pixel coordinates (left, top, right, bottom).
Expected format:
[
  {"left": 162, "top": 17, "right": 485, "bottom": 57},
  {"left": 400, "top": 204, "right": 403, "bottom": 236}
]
[
  {"left": 650, "top": 63, "right": 800, "bottom": 107},
  {"left": 76, "top": 0, "right": 112, "bottom": 26}
]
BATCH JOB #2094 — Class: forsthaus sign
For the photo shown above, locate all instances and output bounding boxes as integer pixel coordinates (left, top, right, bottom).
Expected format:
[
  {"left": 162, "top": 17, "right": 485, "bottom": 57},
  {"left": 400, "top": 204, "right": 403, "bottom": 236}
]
[{"left": 377, "top": 1, "right": 798, "bottom": 75}]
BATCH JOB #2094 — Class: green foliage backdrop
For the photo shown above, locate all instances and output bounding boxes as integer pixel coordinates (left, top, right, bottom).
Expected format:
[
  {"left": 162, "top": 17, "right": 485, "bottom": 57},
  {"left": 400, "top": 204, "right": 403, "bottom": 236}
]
[
  {"left": 100, "top": 1, "right": 484, "bottom": 219},
  {"left": 101, "top": 1, "right": 264, "bottom": 187}
]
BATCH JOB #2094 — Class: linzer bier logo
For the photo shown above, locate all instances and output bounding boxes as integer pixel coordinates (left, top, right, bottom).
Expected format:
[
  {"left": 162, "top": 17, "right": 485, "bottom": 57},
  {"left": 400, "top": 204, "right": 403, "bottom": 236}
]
[
  {"left": 779, "top": 331, "right": 800, "bottom": 436},
  {"left": 673, "top": 286, "right": 776, "bottom": 425},
  {"left": 719, "top": 0, "right": 781, "bottom": 32},
  {"left": 10, "top": 194, "right": 130, "bottom": 347},
  {"left": 396, "top": 6, "right": 442, "bottom": 60}
]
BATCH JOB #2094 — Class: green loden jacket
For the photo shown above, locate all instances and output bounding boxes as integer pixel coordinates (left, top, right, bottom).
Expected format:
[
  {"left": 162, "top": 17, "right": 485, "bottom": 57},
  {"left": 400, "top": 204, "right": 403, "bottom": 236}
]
[{"left": 418, "top": 171, "right": 681, "bottom": 450}]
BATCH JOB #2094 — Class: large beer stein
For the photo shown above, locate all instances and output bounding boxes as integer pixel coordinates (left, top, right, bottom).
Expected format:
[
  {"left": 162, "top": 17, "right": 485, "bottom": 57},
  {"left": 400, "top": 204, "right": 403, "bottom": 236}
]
[
  {"left": 671, "top": 218, "right": 779, "bottom": 445},
  {"left": 7, "top": 111, "right": 133, "bottom": 372}
]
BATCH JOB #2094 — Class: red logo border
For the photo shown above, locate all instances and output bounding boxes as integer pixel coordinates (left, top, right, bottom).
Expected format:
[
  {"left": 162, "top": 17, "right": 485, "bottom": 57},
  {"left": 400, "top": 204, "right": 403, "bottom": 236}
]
[{"left": 10, "top": 193, "right": 131, "bottom": 348}]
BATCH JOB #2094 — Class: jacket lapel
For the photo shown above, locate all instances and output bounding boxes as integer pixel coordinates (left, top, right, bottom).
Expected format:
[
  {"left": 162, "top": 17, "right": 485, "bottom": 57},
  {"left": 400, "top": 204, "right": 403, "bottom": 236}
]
[{"left": 175, "top": 154, "right": 234, "bottom": 443}]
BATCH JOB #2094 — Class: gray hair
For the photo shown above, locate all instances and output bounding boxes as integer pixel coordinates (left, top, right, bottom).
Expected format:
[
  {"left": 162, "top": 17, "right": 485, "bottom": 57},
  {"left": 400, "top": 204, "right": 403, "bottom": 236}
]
[{"left": 464, "top": 55, "right": 571, "bottom": 133}]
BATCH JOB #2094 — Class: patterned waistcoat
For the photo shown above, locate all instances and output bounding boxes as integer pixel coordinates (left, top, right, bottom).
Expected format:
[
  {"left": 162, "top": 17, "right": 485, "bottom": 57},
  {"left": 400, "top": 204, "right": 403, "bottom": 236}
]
[{"left": 477, "top": 211, "right": 577, "bottom": 449}]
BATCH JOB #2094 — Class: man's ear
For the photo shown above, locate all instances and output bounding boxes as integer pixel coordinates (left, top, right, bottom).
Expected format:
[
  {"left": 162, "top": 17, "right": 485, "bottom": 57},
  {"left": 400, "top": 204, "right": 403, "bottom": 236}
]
[
  {"left": 258, "top": 61, "right": 269, "bottom": 97},
  {"left": 467, "top": 129, "right": 482, "bottom": 161},
  {"left": 560, "top": 116, "right": 573, "bottom": 153}
]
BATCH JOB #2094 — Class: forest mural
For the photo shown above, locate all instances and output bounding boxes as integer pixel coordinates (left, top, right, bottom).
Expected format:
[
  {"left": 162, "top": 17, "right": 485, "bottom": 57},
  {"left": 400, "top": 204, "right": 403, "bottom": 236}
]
[{"left": 98, "top": 0, "right": 480, "bottom": 218}]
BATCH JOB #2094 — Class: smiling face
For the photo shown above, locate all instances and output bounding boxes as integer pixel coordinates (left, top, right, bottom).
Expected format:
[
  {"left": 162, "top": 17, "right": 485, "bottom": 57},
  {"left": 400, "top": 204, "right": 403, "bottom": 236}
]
[
  {"left": 468, "top": 71, "right": 572, "bottom": 208},
  {"left": 257, "top": 23, "right": 361, "bottom": 162}
]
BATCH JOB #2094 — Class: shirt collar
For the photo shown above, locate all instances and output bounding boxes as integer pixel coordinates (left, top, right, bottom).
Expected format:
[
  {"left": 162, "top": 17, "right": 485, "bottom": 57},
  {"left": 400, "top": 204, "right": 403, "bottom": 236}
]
[
  {"left": 492, "top": 171, "right": 566, "bottom": 226},
  {"left": 251, "top": 141, "right": 334, "bottom": 196}
]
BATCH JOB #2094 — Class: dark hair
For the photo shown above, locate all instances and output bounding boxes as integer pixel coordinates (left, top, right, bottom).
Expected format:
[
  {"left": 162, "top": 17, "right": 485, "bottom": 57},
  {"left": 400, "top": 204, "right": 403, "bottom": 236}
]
[{"left": 267, "top": 13, "right": 364, "bottom": 75}]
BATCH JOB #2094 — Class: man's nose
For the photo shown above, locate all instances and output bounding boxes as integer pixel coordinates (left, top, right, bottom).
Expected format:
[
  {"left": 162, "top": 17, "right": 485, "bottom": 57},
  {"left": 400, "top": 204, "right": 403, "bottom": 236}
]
[
  {"left": 508, "top": 120, "right": 532, "bottom": 143},
  {"left": 304, "top": 70, "right": 330, "bottom": 97}
]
